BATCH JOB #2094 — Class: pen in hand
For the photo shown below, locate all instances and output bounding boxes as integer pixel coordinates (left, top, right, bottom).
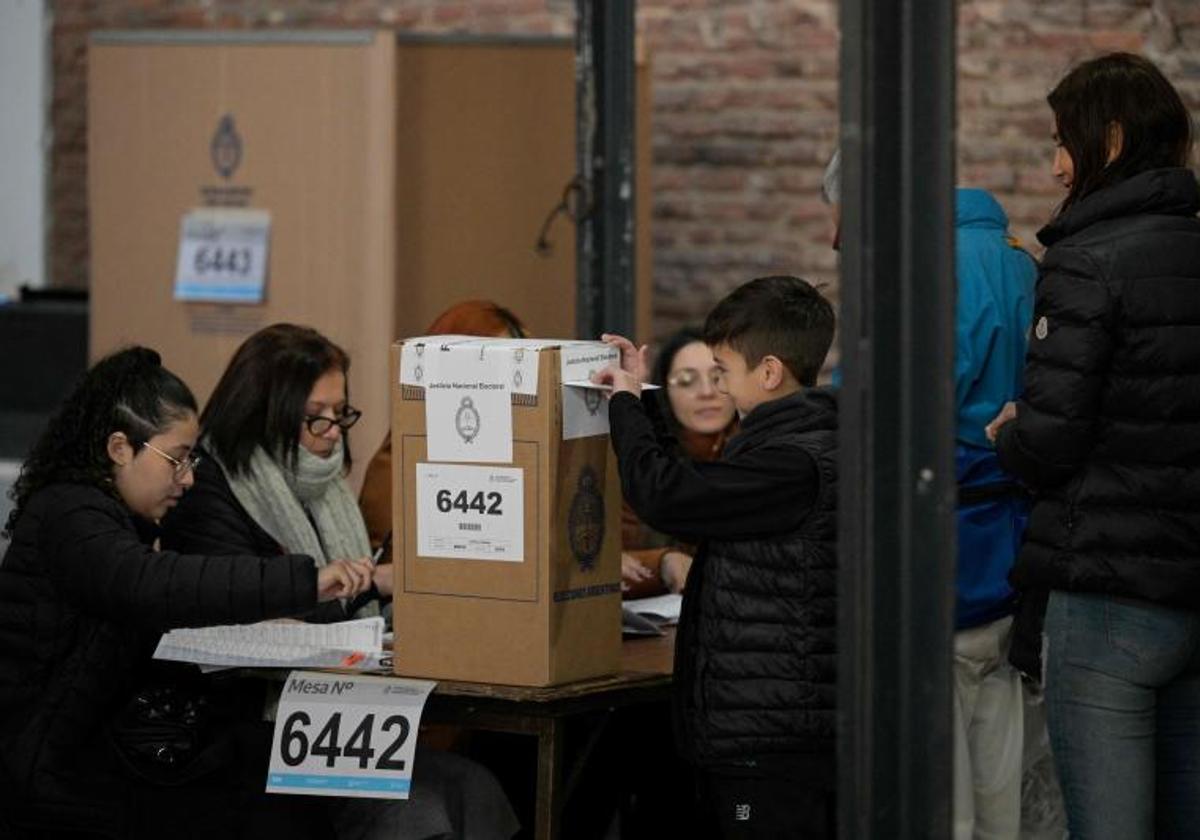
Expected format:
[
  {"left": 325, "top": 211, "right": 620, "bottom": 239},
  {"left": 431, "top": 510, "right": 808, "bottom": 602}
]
[{"left": 371, "top": 531, "right": 393, "bottom": 567}]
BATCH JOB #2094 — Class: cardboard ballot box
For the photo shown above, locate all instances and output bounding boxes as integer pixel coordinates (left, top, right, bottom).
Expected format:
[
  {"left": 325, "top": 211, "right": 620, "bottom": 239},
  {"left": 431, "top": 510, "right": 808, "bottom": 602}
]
[{"left": 390, "top": 337, "right": 623, "bottom": 687}]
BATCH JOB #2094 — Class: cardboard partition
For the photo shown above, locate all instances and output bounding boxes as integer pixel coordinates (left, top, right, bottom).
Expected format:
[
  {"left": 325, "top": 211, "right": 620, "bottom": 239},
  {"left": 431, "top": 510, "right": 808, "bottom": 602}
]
[
  {"left": 392, "top": 37, "right": 654, "bottom": 344},
  {"left": 88, "top": 31, "right": 397, "bottom": 485},
  {"left": 390, "top": 340, "right": 621, "bottom": 686}
]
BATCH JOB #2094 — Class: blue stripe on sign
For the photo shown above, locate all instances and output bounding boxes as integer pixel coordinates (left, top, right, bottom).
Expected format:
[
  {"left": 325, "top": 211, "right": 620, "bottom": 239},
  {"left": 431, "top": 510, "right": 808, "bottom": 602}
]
[
  {"left": 268, "top": 773, "right": 411, "bottom": 793},
  {"left": 175, "top": 284, "right": 264, "bottom": 301}
]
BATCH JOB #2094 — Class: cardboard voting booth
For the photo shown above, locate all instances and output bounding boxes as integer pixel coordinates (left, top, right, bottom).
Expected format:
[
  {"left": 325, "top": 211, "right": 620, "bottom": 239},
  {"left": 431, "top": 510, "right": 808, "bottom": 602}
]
[{"left": 389, "top": 337, "right": 622, "bottom": 687}]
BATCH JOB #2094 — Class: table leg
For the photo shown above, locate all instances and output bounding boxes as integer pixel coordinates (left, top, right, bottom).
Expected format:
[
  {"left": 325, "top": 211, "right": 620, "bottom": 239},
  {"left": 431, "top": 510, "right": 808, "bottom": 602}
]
[{"left": 534, "top": 717, "right": 565, "bottom": 840}]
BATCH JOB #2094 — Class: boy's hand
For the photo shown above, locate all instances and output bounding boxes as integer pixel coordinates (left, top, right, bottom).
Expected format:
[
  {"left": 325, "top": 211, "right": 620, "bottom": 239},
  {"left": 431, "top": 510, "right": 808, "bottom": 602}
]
[
  {"left": 601, "top": 334, "right": 649, "bottom": 382},
  {"left": 592, "top": 364, "right": 642, "bottom": 398}
]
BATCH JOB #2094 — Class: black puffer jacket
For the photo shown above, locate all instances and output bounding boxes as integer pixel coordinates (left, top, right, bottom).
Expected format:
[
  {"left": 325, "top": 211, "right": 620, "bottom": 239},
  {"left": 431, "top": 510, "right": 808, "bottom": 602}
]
[
  {"left": 997, "top": 168, "right": 1200, "bottom": 612},
  {"left": 610, "top": 388, "right": 837, "bottom": 772},
  {"left": 0, "top": 483, "right": 318, "bottom": 836}
]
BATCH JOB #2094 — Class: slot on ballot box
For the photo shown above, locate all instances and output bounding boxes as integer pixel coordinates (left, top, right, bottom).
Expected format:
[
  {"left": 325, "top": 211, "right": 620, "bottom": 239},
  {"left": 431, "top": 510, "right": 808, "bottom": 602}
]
[{"left": 390, "top": 338, "right": 622, "bottom": 686}]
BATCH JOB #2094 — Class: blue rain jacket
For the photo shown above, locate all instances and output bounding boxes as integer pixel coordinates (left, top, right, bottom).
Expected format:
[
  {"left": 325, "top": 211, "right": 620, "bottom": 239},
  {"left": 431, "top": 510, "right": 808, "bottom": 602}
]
[{"left": 954, "top": 189, "right": 1036, "bottom": 629}]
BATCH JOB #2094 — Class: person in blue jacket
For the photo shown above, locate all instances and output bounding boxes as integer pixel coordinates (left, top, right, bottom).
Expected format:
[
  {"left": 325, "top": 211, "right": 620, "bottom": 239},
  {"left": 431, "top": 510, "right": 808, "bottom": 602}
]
[
  {"left": 950, "top": 188, "right": 1036, "bottom": 839},
  {"left": 823, "top": 150, "right": 1036, "bottom": 838}
]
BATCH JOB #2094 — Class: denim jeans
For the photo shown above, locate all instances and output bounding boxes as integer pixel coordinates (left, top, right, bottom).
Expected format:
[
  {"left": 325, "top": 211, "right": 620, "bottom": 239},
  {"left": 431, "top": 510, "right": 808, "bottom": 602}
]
[{"left": 1044, "top": 590, "right": 1200, "bottom": 840}]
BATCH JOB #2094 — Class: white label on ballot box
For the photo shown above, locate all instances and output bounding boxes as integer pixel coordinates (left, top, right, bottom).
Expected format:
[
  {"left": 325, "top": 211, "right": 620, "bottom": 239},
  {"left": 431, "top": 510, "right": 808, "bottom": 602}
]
[
  {"left": 416, "top": 463, "right": 524, "bottom": 562},
  {"left": 560, "top": 342, "right": 620, "bottom": 440},
  {"left": 267, "top": 671, "right": 435, "bottom": 799},
  {"left": 174, "top": 208, "right": 270, "bottom": 303},
  {"left": 424, "top": 344, "right": 513, "bottom": 464}
]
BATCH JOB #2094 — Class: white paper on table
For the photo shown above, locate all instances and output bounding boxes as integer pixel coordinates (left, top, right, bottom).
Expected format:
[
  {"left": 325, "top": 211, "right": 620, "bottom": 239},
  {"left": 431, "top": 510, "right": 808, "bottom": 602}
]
[
  {"left": 628, "top": 592, "right": 683, "bottom": 625},
  {"left": 416, "top": 462, "right": 524, "bottom": 562},
  {"left": 559, "top": 342, "right": 620, "bottom": 440},
  {"left": 424, "top": 343, "right": 513, "bottom": 463},
  {"left": 154, "top": 616, "right": 387, "bottom": 670},
  {"left": 621, "top": 606, "right": 665, "bottom": 636}
]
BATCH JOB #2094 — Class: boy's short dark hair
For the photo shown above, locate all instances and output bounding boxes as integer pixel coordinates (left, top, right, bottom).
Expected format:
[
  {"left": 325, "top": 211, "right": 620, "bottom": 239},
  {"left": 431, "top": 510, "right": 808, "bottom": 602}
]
[{"left": 703, "top": 275, "right": 835, "bottom": 386}]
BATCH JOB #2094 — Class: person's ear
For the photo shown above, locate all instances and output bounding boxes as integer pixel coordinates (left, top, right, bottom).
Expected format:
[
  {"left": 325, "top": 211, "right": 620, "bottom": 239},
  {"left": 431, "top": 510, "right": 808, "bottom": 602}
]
[
  {"left": 106, "top": 431, "right": 134, "bottom": 468},
  {"left": 1106, "top": 121, "right": 1124, "bottom": 165},
  {"left": 760, "top": 356, "right": 786, "bottom": 391}
]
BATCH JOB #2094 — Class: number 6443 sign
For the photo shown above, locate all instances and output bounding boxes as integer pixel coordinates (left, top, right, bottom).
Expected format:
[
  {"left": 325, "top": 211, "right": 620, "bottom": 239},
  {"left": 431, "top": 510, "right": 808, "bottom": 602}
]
[{"left": 267, "top": 672, "right": 436, "bottom": 799}]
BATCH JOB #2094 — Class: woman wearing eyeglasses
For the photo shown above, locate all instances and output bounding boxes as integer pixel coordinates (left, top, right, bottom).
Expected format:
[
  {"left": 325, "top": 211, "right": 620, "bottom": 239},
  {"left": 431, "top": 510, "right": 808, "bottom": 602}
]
[
  {"left": 622, "top": 327, "right": 738, "bottom": 598},
  {"left": 0, "top": 346, "right": 373, "bottom": 840},
  {"left": 161, "top": 323, "right": 385, "bottom": 620},
  {"left": 161, "top": 323, "right": 519, "bottom": 840}
]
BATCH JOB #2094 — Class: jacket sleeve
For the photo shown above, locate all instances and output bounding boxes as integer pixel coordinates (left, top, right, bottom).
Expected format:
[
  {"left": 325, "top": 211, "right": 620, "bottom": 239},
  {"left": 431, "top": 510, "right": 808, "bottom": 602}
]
[
  {"left": 161, "top": 461, "right": 350, "bottom": 625},
  {"left": 996, "top": 245, "right": 1115, "bottom": 488},
  {"left": 39, "top": 491, "right": 317, "bottom": 631},
  {"left": 608, "top": 391, "right": 818, "bottom": 541}
]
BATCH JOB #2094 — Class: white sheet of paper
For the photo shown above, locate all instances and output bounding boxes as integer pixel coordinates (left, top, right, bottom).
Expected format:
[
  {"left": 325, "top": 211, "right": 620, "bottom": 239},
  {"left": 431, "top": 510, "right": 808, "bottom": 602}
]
[
  {"left": 416, "top": 463, "right": 524, "bottom": 561},
  {"left": 267, "top": 671, "right": 436, "bottom": 800},
  {"left": 173, "top": 208, "right": 270, "bottom": 303},
  {"left": 398, "top": 336, "right": 479, "bottom": 388},
  {"left": 560, "top": 342, "right": 620, "bottom": 440},
  {"left": 153, "top": 616, "right": 386, "bottom": 670},
  {"left": 400, "top": 338, "right": 565, "bottom": 395},
  {"left": 628, "top": 592, "right": 683, "bottom": 624},
  {"left": 424, "top": 344, "right": 513, "bottom": 463},
  {"left": 562, "top": 380, "right": 661, "bottom": 392}
]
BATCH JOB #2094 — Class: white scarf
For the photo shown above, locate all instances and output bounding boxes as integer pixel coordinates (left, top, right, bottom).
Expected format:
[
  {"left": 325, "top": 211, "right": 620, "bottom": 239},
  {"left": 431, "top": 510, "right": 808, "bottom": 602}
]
[{"left": 216, "top": 440, "right": 378, "bottom": 618}]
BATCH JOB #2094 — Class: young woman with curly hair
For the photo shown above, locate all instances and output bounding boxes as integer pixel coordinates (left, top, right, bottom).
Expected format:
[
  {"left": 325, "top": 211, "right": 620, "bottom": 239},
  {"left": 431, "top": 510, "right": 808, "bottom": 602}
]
[{"left": 0, "top": 347, "right": 372, "bottom": 840}]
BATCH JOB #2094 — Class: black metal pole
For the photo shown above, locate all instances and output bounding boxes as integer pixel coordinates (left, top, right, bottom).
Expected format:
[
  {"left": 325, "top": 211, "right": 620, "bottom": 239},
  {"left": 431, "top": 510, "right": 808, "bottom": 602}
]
[
  {"left": 837, "top": 0, "right": 958, "bottom": 836},
  {"left": 574, "top": 0, "right": 636, "bottom": 341}
]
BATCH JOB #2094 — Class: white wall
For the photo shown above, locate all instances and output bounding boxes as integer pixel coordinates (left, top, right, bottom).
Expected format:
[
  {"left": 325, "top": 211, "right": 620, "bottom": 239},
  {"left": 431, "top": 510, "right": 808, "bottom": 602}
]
[{"left": 0, "top": 0, "right": 48, "bottom": 301}]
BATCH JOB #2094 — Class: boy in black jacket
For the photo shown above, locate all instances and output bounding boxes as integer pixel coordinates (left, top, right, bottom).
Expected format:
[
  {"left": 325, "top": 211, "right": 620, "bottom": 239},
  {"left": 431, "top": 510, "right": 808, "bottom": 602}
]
[{"left": 596, "top": 276, "right": 837, "bottom": 839}]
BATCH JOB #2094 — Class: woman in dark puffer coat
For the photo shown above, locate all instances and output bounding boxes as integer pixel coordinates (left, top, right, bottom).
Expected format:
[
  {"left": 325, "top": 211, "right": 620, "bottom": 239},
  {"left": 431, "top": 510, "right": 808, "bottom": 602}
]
[
  {"left": 0, "top": 347, "right": 372, "bottom": 839},
  {"left": 987, "top": 53, "right": 1200, "bottom": 840}
]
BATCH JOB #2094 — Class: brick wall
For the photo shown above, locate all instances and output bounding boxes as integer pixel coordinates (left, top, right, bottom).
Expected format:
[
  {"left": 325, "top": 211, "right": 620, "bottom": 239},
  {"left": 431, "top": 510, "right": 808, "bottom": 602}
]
[{"left": 48, "top": 0, "right": 1200, "bottom": 345}]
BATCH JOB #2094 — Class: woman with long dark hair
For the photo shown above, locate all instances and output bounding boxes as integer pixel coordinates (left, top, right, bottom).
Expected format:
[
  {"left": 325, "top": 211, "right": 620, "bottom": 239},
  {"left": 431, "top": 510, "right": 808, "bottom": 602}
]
[
  {"left": 0, "top": 347, "right": 371, "bottom": 839},
  {"left": 161, "top": 323, "right": 519, "bottom": 840},
  {"left": 988, "top": 53, "right": 1200, "bottom": 838},
  {"left": 162, "top": 324, "right": 384, "bottom": 620}
]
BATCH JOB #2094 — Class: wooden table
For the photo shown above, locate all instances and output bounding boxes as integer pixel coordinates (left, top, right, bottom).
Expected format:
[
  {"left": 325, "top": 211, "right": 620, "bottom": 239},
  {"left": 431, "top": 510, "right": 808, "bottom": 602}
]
[{"left": 422, "top": 629, "right": 676, "bottom": 840}]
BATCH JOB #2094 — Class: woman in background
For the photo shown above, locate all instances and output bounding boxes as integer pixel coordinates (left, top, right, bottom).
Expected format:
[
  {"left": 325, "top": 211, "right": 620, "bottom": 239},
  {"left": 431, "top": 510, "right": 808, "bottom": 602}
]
[
  {"left": 358, "top": 300, "right": 527, "bottom": 563},
  {"left": 621, "top": 326, "right": 738, "bottom": 598},
  {"left": 0, "top": 347, "right": 370, "bottom": 840},
  {"left": 989, "top": 52, "right": 1200, "bottom": 839}
]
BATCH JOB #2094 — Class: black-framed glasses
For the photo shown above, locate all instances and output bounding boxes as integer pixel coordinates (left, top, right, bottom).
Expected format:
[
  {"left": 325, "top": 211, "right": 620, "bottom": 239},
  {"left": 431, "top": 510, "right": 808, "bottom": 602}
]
[
  {"left": 140, "top": 441, "right": 202, "bottom": 479},
  {"left": 303, "top": 407, "right": 362, "bottom": 436}
]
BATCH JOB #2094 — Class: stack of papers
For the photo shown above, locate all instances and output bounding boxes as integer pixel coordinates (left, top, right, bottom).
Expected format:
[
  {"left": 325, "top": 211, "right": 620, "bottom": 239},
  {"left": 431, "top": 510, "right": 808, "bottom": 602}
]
[
  {"left": 621, "top": 593, "right": 683, "bottom": 636},
  {"left": 154, "top": 616, "right": 389, "bottom": 671}
]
